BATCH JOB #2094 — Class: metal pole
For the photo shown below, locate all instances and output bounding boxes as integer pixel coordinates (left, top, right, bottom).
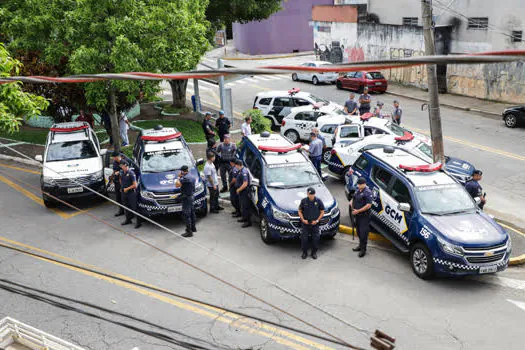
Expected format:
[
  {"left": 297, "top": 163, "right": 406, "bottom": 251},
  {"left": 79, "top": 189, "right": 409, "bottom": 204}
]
[
  {"left": 218, "top": 58, "right": 225, "bottom": 113},
  {"left": 421, "top": 0, "right": 445, "bottom": 164},
  {"left": 193, "top": 78, "right": 201, "bottom": 113}
]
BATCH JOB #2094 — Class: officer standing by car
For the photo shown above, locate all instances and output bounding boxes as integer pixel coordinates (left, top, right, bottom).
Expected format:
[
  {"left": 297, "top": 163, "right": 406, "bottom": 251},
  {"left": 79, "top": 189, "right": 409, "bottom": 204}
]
[
  {"left": 308, "top": 132, "right": 323, "bottom": 176},
  {"left": 229, "top": 159, "right": 240, "bottom": 217},
  {"left": 298, "top": 187, "right": 325, "bottom": 260},
  {"left": 465, "top": 170, "right": 486, "bottom": 209},
  {"left": 217, "top": 134, "right": 237, "bottom": 193},
  {"left": 202, "top": 112, "right": 216, "bottom": 147},
  {"left": 204, "top": 152, "right": 222, "bottom": 214},
  {"left": 344, "top": 93, "right": 358, "bottom": 115},
  {"left": 235, "top": 159, "right": 252, "bottom": 228},
  {"left": 350, "top": 177, "right": 373, "bottom": 257},
  {"left": 392, "top": 100, "right": 403, "bottom": 125},
  {"left": 215, "top": 110, "right": 231, "bottom": 142},
  {"left": 111, "top": 151, "right": 127, "bottom": 216},
  {"left": 119, "top": 160, "right": 142, "bottom": 229},
  {"left": 175, "top": 165, "right": 196, "bottom": 237},
  {"left": 358, "top": 87, "right": 372, "bottom": 115}
]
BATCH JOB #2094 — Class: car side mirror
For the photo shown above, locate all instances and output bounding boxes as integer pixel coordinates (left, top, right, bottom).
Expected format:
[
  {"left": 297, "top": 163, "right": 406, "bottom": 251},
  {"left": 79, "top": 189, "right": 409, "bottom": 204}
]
[
  {"left": 100, "top": 149, "right": 107, "bottom": 156},
  {"left": 196, "top": 158, "right": 204, "bottom": 166},
  {"left": 35, "top": 155, "right": 43, "bottom": 162},
  {"left": 398, "top": 203, "right": 411, "bottom": 212},
  {"left": 474, "top": 197, "right": 482, "bottom": 206},
  {"left": 252, "top": 178, "right": 260, "bottom": 187}
]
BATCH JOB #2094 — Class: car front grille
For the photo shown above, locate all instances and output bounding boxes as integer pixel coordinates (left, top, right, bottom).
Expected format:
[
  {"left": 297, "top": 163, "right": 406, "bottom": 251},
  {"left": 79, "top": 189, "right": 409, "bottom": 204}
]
[
  {"left": 54, "top": 175, "right": 92, "bottom": 186},
  {"left": 466, "top": 253, "right": 506, "bottom": 264},
  {"left": 291, "top": 216, "right": 331, "bottom": 228},
  {"left": 155, "top": 198, "right": 180, "bottom": 206},
  {"left": 463, "top": 242, "right": 507, "bottom": 252}
]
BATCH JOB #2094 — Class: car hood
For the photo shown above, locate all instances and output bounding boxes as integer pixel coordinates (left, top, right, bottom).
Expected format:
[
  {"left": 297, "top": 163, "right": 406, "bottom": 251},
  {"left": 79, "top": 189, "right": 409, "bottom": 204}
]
[
  {"left": 504, "top": 106, "right": 524, "bottom": 111},
  {"left": 140, "top": 168, "right": 200, "bottom": 193},
  {"left": 444, "top": 156, "right": 475, "bottom": 177},
  {"left": 43, "top": 157, "right": 102, "bottom": 178},
  {"left": 423, "top": 212, "right": 507, "bottom": 247},
  {"left": 267, "top": 183, "right": 336, "bottom": 213}
]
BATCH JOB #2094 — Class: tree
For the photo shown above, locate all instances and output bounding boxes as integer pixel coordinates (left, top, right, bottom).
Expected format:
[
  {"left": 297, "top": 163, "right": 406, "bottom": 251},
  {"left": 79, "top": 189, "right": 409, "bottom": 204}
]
[
  {"left": 0, "top": 43, "right": 48, "bottom": 133},
  {"left": 206, "top": 0, "right": 282, "bottom": 27},
  {"left": 1, "top": 0, "right": 210, "bottom": 149}
]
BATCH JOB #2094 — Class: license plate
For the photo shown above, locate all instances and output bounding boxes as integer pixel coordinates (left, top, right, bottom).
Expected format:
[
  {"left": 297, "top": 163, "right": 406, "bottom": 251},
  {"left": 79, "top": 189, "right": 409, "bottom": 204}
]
[
  {"left": 375, "top": 82, "right": 382, "bottom": 85},
  {"left": 67, "top": 187, "right": 83, "bottom": 194},
  {"left": 167, "top": 205, "right": 182, "bottom": 213},
  {"left": 479, "top": 265, "right": 497, "bottom": 274}
]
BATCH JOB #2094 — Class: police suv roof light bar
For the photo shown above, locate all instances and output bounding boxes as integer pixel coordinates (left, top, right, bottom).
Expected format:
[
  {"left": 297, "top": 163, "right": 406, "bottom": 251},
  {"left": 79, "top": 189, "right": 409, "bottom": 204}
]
[
  {"left": 394, "top": 131, "right": 415, "bottom": 143},
  {"left": 360, "top": 112, "right": 374, "bottom": 122},
  {"left": 288, "top": 88, "right": 300, "bottom": 96},
  {"left": 312, "top": 103, "right": 322, "bottom": 111},
  {"left": 50, "top": 122, "right": 90, "bottom": 141},
  {"left": 141, "top": 131, "right": 182, "bottom": 142},
  {"left": 258, "top": 143, "right": 302, "bottom": 153},
  {"left": 398, "top": 162, "right": 442, "bottom": 172}
]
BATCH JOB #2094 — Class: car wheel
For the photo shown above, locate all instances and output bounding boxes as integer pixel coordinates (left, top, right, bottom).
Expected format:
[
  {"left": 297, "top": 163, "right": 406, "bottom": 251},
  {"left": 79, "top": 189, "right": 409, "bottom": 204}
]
[
  {"left": 292, "top": 73, "right": 298, "bottom": 81},
  {"left": 336, "top": 81, "right": 343, "bottom": 90},
  {"left": 322, "top": 231, "right": 337, "bottom": 240},
  {"left": 260, "top": 215, "right": 275, "bottom": 244},
  {"left": 410, "top": 242, "right": 435, "bottom": 280},
  {"left": 197, "top": 200, "right": 208, "bottom": 217},
  {"left": 312, "top": 76, "right": 319, "bottom": 85},
  {"left": 43, "top": 195, "right": 56, "bottom": 208},
  {"left": 323, "top": 149, "right": 331, "bottom": 163},
  {"left": 284, "top": 130, "right": 300, "bottom": 143},
  {"left": 504, "top": 113, "right": 518, "bottom": 128}
]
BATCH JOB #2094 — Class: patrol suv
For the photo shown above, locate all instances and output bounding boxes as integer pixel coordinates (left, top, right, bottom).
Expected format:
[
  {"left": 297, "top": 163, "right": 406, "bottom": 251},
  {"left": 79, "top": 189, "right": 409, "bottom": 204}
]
[
  {"left": 132, "top": 126, "right": 207, "bottom": 216},
  {"left": 347, "top": 147, "right": 510, "bottom": 279},
  {"left": 253, "top": 88, "right": 343, "bottom": 128},
  {"left": 36, "top": 122, "right": 107, "bottom": 207},
  {"left": 237, "top": 132, "right": 340, "bottom": 244}
]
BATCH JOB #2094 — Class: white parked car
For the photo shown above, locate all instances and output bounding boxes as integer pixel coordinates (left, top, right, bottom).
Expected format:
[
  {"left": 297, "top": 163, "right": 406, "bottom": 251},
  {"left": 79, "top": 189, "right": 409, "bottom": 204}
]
[
  {"left": 291, "top": 61, "right": 338, "bottom": 85},
  {"left": 253, "top": 88, "right": 343, "bottom": 128}
]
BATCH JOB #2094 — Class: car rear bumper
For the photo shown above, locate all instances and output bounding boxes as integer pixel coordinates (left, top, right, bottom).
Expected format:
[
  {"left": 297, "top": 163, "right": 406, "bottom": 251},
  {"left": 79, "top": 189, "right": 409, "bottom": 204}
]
[
  {"left": 367, "top": 84, "right": 388, "bottom": 92},
  {"left": 318, "top": 75, "right": 338, "bottom": 83}
]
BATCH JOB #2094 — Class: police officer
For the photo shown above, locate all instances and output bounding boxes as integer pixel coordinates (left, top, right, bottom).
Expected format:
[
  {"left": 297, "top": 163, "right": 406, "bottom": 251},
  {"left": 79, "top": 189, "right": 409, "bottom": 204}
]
[
  {"left": 119, "top": 160, "right": 142, "bottom": 229},
  {"left": 202, "top": 112, "right": 216, "bottom": 147},
  {"left": 215, "top": 110, "right": 231, "bottom": 142},
  {"left": 229, "top": 159, "right": 240, "bottom": 217},
  {"left": 217, "top": 134, "right": 237, "bottom": 192},
  {"left": 308, "top": 132, "right": 323, "bottom": 176},
  {"left": 358, "top": 87, "right": 372, "bottom": 115},
  {"left": 298, "top": 187, "right": 325, "bottom": 260},
  {"left": 111, "top": 151, "right": 125, "bottom": 216},
  {"left": 465, "top": 170, "right": 486, "bottom": 209},
  {"left": 350, "top": 177, "right": 373, "bottom": 257},
  {"left": 392, "top": 100, "right": 403, "bottom": 125},
  {"left": 175, "top": 165, "right": 196, "bottom": 237},
  {"left": 235, "top": 159, "right": 252, "bottom": 228}
]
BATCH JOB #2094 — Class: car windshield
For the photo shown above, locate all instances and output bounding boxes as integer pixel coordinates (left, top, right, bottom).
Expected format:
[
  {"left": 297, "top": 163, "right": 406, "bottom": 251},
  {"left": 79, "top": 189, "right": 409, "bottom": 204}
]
[
  {"left": 416, "top": 142, "right": 433, "bottom": 159},
  {"left": 386, "top": 122, "right": 411, "bottom": 137},
  {"left": 416, "top": 184, "right": 476, "bottom": 215},
  {"left": 308, "top": 94, "right": 329, "bottom": 105},
  {"left": 366, "top": 72, "right": 385, "bottom": 80},
  {"left": 141, "top": 148, "right": 193, "bottom": 173},
  {"left": 46, "top": 140, "right": 98, "bottom": 162},
  {"left": 331, "top": 107, "right": 346, "bottom": 115},
  {"left": 266, "top": 163, "right": 321, "bottom": 188}
]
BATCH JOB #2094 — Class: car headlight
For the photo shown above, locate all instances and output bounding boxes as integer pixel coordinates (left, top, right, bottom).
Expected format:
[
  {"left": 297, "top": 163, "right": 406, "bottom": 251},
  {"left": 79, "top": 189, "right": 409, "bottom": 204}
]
[
  {"left": 195, "top": 180, "right": 204, "bottom": 194},
  {"left": 141, "top": 190, "right": 154, "bottom": 199},
  {"left": 43, "top": 176, "right": 56, "bottom": 185},
  {"left": 438, "top": 237, "right": 463, "bottom": 256},
  {"left": 272, "top": 207, "right": 291, "bottom": 221},
  {"left": 330, "top": 207, "right": 340, "bottom": 218},
  {"left": 90, "top": 170, "right": 103, "bottom": 181},
  {"left": 507, "top": 238, "right": 512, "bottom": 253}
]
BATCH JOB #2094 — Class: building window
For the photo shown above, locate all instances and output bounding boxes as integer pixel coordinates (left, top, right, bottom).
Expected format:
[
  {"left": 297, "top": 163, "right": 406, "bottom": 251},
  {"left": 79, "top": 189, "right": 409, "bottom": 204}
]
[
  {"left": 403, "top": 17, "right": 418, "bottom": 26},
  {"left": 511, "top": 31, "right": 523, "bottom": 42},
  {"left": 317, "top": 26, "right": 331, "bottom": 33},
  {"left": 467, "top": 17, "right": 489, "bottom": 30}
]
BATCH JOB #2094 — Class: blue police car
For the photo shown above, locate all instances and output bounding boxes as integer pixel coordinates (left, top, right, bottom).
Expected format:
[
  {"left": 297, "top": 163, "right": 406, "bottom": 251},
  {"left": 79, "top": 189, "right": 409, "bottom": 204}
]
[
  {"left": 132, "top": 126, "right": 207, "bottom": 216},
  {"left": 347, "top": 146, "right": 510, "bottom": 279},
  {"left": 237, "top": 132, "right": 340, "bottom": 244}
]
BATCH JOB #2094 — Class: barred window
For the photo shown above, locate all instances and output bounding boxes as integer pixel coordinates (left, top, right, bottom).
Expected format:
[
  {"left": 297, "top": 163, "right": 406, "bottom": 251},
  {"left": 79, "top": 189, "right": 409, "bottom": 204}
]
[
  {"left": 511, "top": 31, "right": 523, "bottom": 43},
  {"left": 467, "top": 17, "right": 489, "bottom": 30},
  {"left": 317, "top": 26, "right": 331, "bottom": 33},
  {"left": 402, "top": 17, "right": 418, "bottom": 26}
]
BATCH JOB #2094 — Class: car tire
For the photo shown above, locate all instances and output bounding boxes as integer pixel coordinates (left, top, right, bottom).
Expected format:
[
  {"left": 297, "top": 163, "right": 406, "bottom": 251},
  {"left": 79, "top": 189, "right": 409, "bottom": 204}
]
[
  {"left": 43, "top": 195, "right": 56, "bottom": 208},
  {"left": 336, "top": 81, "right": 343, "bottom": 90},
  {"left": 284, "top": 130, "right": 300, "bottom": 143},
  {"left": 504, "top": 113, "right": 518, "bottom": 128},
  {"left": 322, "top": 231, "right": 337, "bottom": 240},
  {"left": 410, "top": 242, "right": 435, "bottom": 280},
  {"left": 312, "top": 76, "right": 319, "bottom": 85},
  {"left": 260, "top": 215, "right": 275, "bottom": 245},
  {"left": 292, "top": 73, "right": 298, "bottom": 81},
  {"left": 197, "top": 200, "right": 208, "bottom": 217},
  {"left": 323, "top": 149, "right": 331, "bottom": 164}
]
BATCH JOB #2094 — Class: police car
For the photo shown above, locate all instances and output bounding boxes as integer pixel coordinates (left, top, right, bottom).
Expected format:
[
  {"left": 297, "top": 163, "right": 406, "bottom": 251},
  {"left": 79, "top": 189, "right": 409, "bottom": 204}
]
[
  {"left": 347, "top": 147, "right": 510, "bottom": 279},
  {"left": 253, "top": 88, "right": 343, "bottom": 128},
  {"left": 35, "top": 122, "right": 107, "bottom": 207},
  {"left": 132, "top": 126, "right": 207, "bottom": 216},
  {"left": 237, "top": 132, "right": 340, "bottom": 244}
]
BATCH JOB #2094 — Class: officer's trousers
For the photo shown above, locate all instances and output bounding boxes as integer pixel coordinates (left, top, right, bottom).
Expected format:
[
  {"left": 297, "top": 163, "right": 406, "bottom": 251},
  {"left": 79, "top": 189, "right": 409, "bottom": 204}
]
[
  {"left": 182, "top": 197, "right": 196, "bottom": 231},
  {"left": 208, "top": 187, "right": 219, "bottom": 211},
  {"left": 230, "top": 187, "right": 239, "bottom": 213},
  {"left": 356, "top": 214, "right": 370, "bottom": 250},
  {"left": 239, "top": 190, "right": 251, "bottom": 223},
  {"left": 123, "top": 190, "right": 141, "bottom": 224},
  {"left": 114, "top": 181, "right": 123, "bottom": 213},
  {"left": 359, "top": 106, "right": 371, "bottom": 115},
  {"left": 301, "top": 224, "right": 320, "bottom": 253},
  {"left": 219, "top": 163, "right": 231, "bottom": 189},
  {"left": 310, "top": 156, "right": 322, "bottom": 176}
]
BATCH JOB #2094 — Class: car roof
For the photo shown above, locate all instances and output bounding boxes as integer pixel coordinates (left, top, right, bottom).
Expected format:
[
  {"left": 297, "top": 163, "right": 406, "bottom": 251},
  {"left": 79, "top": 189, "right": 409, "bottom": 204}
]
[
  {"left": 49, "top": 122, "right": 90, "bottom": 143},
  {"left": 317, "top": 115, "right": 349, "bottom": 126},
  {"left": 286, "top": 104, "right": 339, "bottom": 116},
  {"left": 144, "top": 140, "right": 184, "bottom": 153},
  {"left": 256, "top": 90, "right": 311, "bottom": 99},
  {"left": 246, "top": 133, "right": 308, "bottom": 165}
]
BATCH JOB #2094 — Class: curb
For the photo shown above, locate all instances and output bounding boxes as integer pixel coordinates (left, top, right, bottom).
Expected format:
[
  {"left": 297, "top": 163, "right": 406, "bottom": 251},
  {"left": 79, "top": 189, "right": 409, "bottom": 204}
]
[
  {"left": 0, "top": 154, "right": 42, "bottom": 167},
  {"left": 338, "top": 224, "right": 390, "bottom": 243}
]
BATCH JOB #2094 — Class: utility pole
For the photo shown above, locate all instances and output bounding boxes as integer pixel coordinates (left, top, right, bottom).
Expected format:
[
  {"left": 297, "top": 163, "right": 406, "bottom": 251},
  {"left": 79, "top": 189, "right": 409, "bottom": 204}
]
[
  {"left": 108, "top": 83, "right": 120, "bottom": 152},
  {"left": 421, "top": 0, "right": 445, "bottom": 164},
  {"left": 218, "top": 58, "right": 225, "bottom": 113}
]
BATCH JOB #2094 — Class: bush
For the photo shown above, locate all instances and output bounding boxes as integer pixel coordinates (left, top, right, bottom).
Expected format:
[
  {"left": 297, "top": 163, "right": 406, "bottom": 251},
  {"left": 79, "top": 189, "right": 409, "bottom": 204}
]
[{"left": 243, "top": 109, "right": 271, "bottom": 134}]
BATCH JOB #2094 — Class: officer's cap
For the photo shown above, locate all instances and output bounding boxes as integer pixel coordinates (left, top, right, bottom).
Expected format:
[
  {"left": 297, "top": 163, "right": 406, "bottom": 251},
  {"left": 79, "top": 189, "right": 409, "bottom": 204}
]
[
  {"left": 310, "top": 132, "right": 316, "bottom": 137},
  {"left": 234, "top": 159, "right": 243, "bottom": 166},
  {"left": 224, "top": 134, "right": 231, "bottom": 139},
  {"left": 472, "top": 170, "right": 483, "bottom": 176},
  {"left": 219, "top": 110, "right": 225, "bottom": 115},
  {"left": 120, "top": 160, "right": 129, "bottom": 167},
  {"left": 393, "top": 100, "right": 399, "bottom": 104},
  {"left": 307, "top": 187, "right": 316, "bottom": 195},
  {"left": 357, "top": 177, "right": 367, "bottom": 185},
  {"left": 111, "top": 151, "right": 120, "bottom": 157},
  {"left": 180, "top": 165, "right": 189, "bottom": 172},
  {"left": 204, "top": 111, "right": 212, "bottom": 116}
]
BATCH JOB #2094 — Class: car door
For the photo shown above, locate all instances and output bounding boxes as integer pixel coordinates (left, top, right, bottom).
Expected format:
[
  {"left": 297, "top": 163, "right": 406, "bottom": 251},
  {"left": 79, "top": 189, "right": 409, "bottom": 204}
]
[
  {"left": 335, "top": 124, "right": 363, "bottom": 145},
  {"left": 352, "top": 72, "right": 364, "bottom": 91},
  {"left": 319, "top": 123, "right": 338, "bottom": 148},
  {"left": 300, "top": 111, "right": 319, "bottom": 139},
  {"left": 297, "top": 63, "right": 309, "bottom": 80},
  {"left": 385, "top": 177, "right": 415, "bottom": 245},
  {"left": 342, "top": 72, "right": 356, "bottom": 89},
  {"left": 269, "top": 97, "right": 294, "bottom": 124}
]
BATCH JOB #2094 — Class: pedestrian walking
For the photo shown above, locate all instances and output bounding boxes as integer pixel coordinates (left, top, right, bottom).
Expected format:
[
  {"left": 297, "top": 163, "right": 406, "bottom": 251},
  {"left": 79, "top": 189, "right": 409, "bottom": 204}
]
[
  {"left": 241, "top": 116, "right": 252, "bottom": 138},
  {"left": 202, "top": 112, "right": 216, "bottom": 147},
  {"left": 217, "top": 134, "right": 237, "bottom": 193},
  {"left": 344, "top": 93, "right": 358, "bottom": 115},
  {"left": 298, "top": 187, "right": 325, "bottom": 260},
  {"left": 465, "top": 170, "right": 486, "bottom": 209},
  {"left": 110, "top": 151, "right": 131, "bottom": 216},
  {"left": 235, "top": 159, "right": 252, "bottom": 228},
  {"left": 119, "top": 111, "right": 130, "bottom": 146},
  {"left": 350, "top": 177, "right": 373, "bottom": 257},
  {"left": 229, "top": 159, "right": 241, "bottom": 217},
  {"left": 175, "top": 165, "right": 197, "bottom": 237},
  {"left": 308, "top": 132, "right": 323, "bottom": 176},
  {"left": 119, "top": 160, "right": 142, "bottom": 229},
  {"left": 204, "top": 152, "right": 223, "bottom": 214},
  {"left": 392, "top": 100, "right": 403, "bottom": 125},
  {"left": 358, "top": 87, "right": 372, "bottom": 115},
  {"left": 215, "top": 110, "right": 231, "bottom": 142}
]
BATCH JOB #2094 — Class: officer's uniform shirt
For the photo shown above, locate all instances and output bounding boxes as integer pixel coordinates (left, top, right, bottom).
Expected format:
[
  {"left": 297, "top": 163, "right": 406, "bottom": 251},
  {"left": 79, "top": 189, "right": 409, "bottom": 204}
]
[
  {"left": 393, "top": 106, "right": 403, "bottom": 124},
  {"left": 179, "top": 173, "right": 195, "bottom": 198},
  {"left": 359, "top": 93, "right": 371, "bottom": 110},
  {"left": 353, "top": 187, "right": 373, "bottom": 216},
  {"left": 217, "top": 143, "right": 237, "bottom": 162},
  {"left": 309, "top": 138, "right": 323, "bottom": 157},
  {"left": 299, "top": 197, "right": 325, "bottom": 224},
  {"left": 465, "top": 180, "right": 482, "bottom": 198},
  {"left": 317, "top": 133, "right": 326, "bottom": 148},
  {"left": 202, "top": 119, "right": 214, "bottom": 138},
  {"left": 236, "top": 167, "right": 250, "bottom": 192},
  {"left": 216, "top": 117, "right": 231, "bottom": 135},
  {"left": 121, "top": 169, "right": 137, "bottom": 191},
  {"left": 229, "top": 166, "right": 239, "bottom": 186}
]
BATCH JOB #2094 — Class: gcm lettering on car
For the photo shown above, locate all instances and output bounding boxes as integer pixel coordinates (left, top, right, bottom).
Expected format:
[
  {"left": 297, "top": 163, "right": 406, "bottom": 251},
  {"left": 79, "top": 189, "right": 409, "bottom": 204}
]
[{"left": 373, "top": 187, "right": 408, "bottom": 235}]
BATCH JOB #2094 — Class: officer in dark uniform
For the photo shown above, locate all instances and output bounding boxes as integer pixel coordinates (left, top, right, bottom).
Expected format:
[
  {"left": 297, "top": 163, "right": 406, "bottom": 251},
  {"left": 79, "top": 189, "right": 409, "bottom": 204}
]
[
  {"left": 119, "top": 160, "right": 142, "bottom": 229},
  {"left": 229, "top": 159, "right": 240, "bottom": 217},
  {"left": 234, "top": 159, "right": 252, "bottom": 228},
  {"left": 111, "top": 151, "right": 132, "bottom": 216},
  {"left": 465, "top": 170, "right": 485, "bottom": 209},
  {"left": 351, "top": 177, "right": 373, "bottom": 257},
  {"left": 217, "top": 134, "right": 237, "bottom": 192},
  {"left": 215, "top": 110, "right": 231, "bottom": 142},
  {"left": 202, "top": 112, "right": 216, "bottom": 148},
  {"left": 175, "top": 165, "right": 196, "bottom": 237},
  {"left": 298, "top": 187, "right": 325, "bottom": 260}
]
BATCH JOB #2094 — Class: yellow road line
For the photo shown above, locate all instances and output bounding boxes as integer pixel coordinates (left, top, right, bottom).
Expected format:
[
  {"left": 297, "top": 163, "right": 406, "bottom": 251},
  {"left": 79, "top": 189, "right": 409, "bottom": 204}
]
[
  {"left": 0, "top": 162, "right": 40, "bottom": 175},
  {"left": 0, "top": 236, "right": 334, "bottom": 350}
]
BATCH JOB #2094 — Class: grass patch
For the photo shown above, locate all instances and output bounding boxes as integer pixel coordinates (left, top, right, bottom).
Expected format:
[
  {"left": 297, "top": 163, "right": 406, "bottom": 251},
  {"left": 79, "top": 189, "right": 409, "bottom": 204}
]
[
  {"left": 162, "top": 105, "right": 191, "bottom": 114},
  {"left": 0, "top": 128, "right": 49, "bottom": 145},
  {"left": 121, "top": 145, "right": 134, "bottom": 159},
  {"left": 133, "top": 119, "right": 205, "bottom": 143}
]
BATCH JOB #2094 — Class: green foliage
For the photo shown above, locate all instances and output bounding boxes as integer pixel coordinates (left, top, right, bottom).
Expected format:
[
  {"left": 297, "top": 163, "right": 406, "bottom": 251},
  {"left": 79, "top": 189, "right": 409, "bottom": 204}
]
[
  {"left": 0, "top": 44, "right": 49, "bottom": 133},
  {"left": 162, "top": 106, "right": 192, "bottom": 114},
  {"left": 120, "top": 145, "right": 134, "bottom": 159},
  {"left": 0, "top": 127, "right": 49, "bottom": 145},
  {"left": 243, "top": 109, "right": 271, "bottom": 134},
  {"left": 133, "top": 120, "right": 205, "bottom": 143},
  {"left": 206, "top": 0, "right": 282, "bottom": 26}
]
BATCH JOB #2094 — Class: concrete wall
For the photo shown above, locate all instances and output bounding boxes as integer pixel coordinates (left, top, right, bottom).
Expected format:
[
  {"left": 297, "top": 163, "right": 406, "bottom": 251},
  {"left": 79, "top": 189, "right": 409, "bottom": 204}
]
[{"left": 232, "top": 0, "right": 333, "bottom": 55}]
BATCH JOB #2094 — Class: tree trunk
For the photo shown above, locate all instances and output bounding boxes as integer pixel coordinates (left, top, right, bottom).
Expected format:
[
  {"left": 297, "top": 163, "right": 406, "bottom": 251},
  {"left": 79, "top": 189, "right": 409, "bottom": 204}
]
[
  {"left": 109, "top": 85, "right": 121, "bottom": 152},
  {"left": 169, "top": 79, "right": 188, "bottom": 108}
]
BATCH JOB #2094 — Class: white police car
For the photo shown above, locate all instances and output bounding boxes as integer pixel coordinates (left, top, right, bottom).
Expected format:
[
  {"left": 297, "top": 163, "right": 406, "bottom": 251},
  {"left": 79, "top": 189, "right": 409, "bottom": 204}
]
[
  {"left": 347, "top": 147, "right": 510, "bottom": 279},
  {"left": 237, "top": 132, "right": 340, "bottom": 244},
  {"left": 253, "top": 88, "right": 343, "bottom": 128},
  {"left": 132, "top": 126, "right": 207, "bottom": 216},
  {"left": 35, "top": 122, "right": 107, "bottom": 207}
]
